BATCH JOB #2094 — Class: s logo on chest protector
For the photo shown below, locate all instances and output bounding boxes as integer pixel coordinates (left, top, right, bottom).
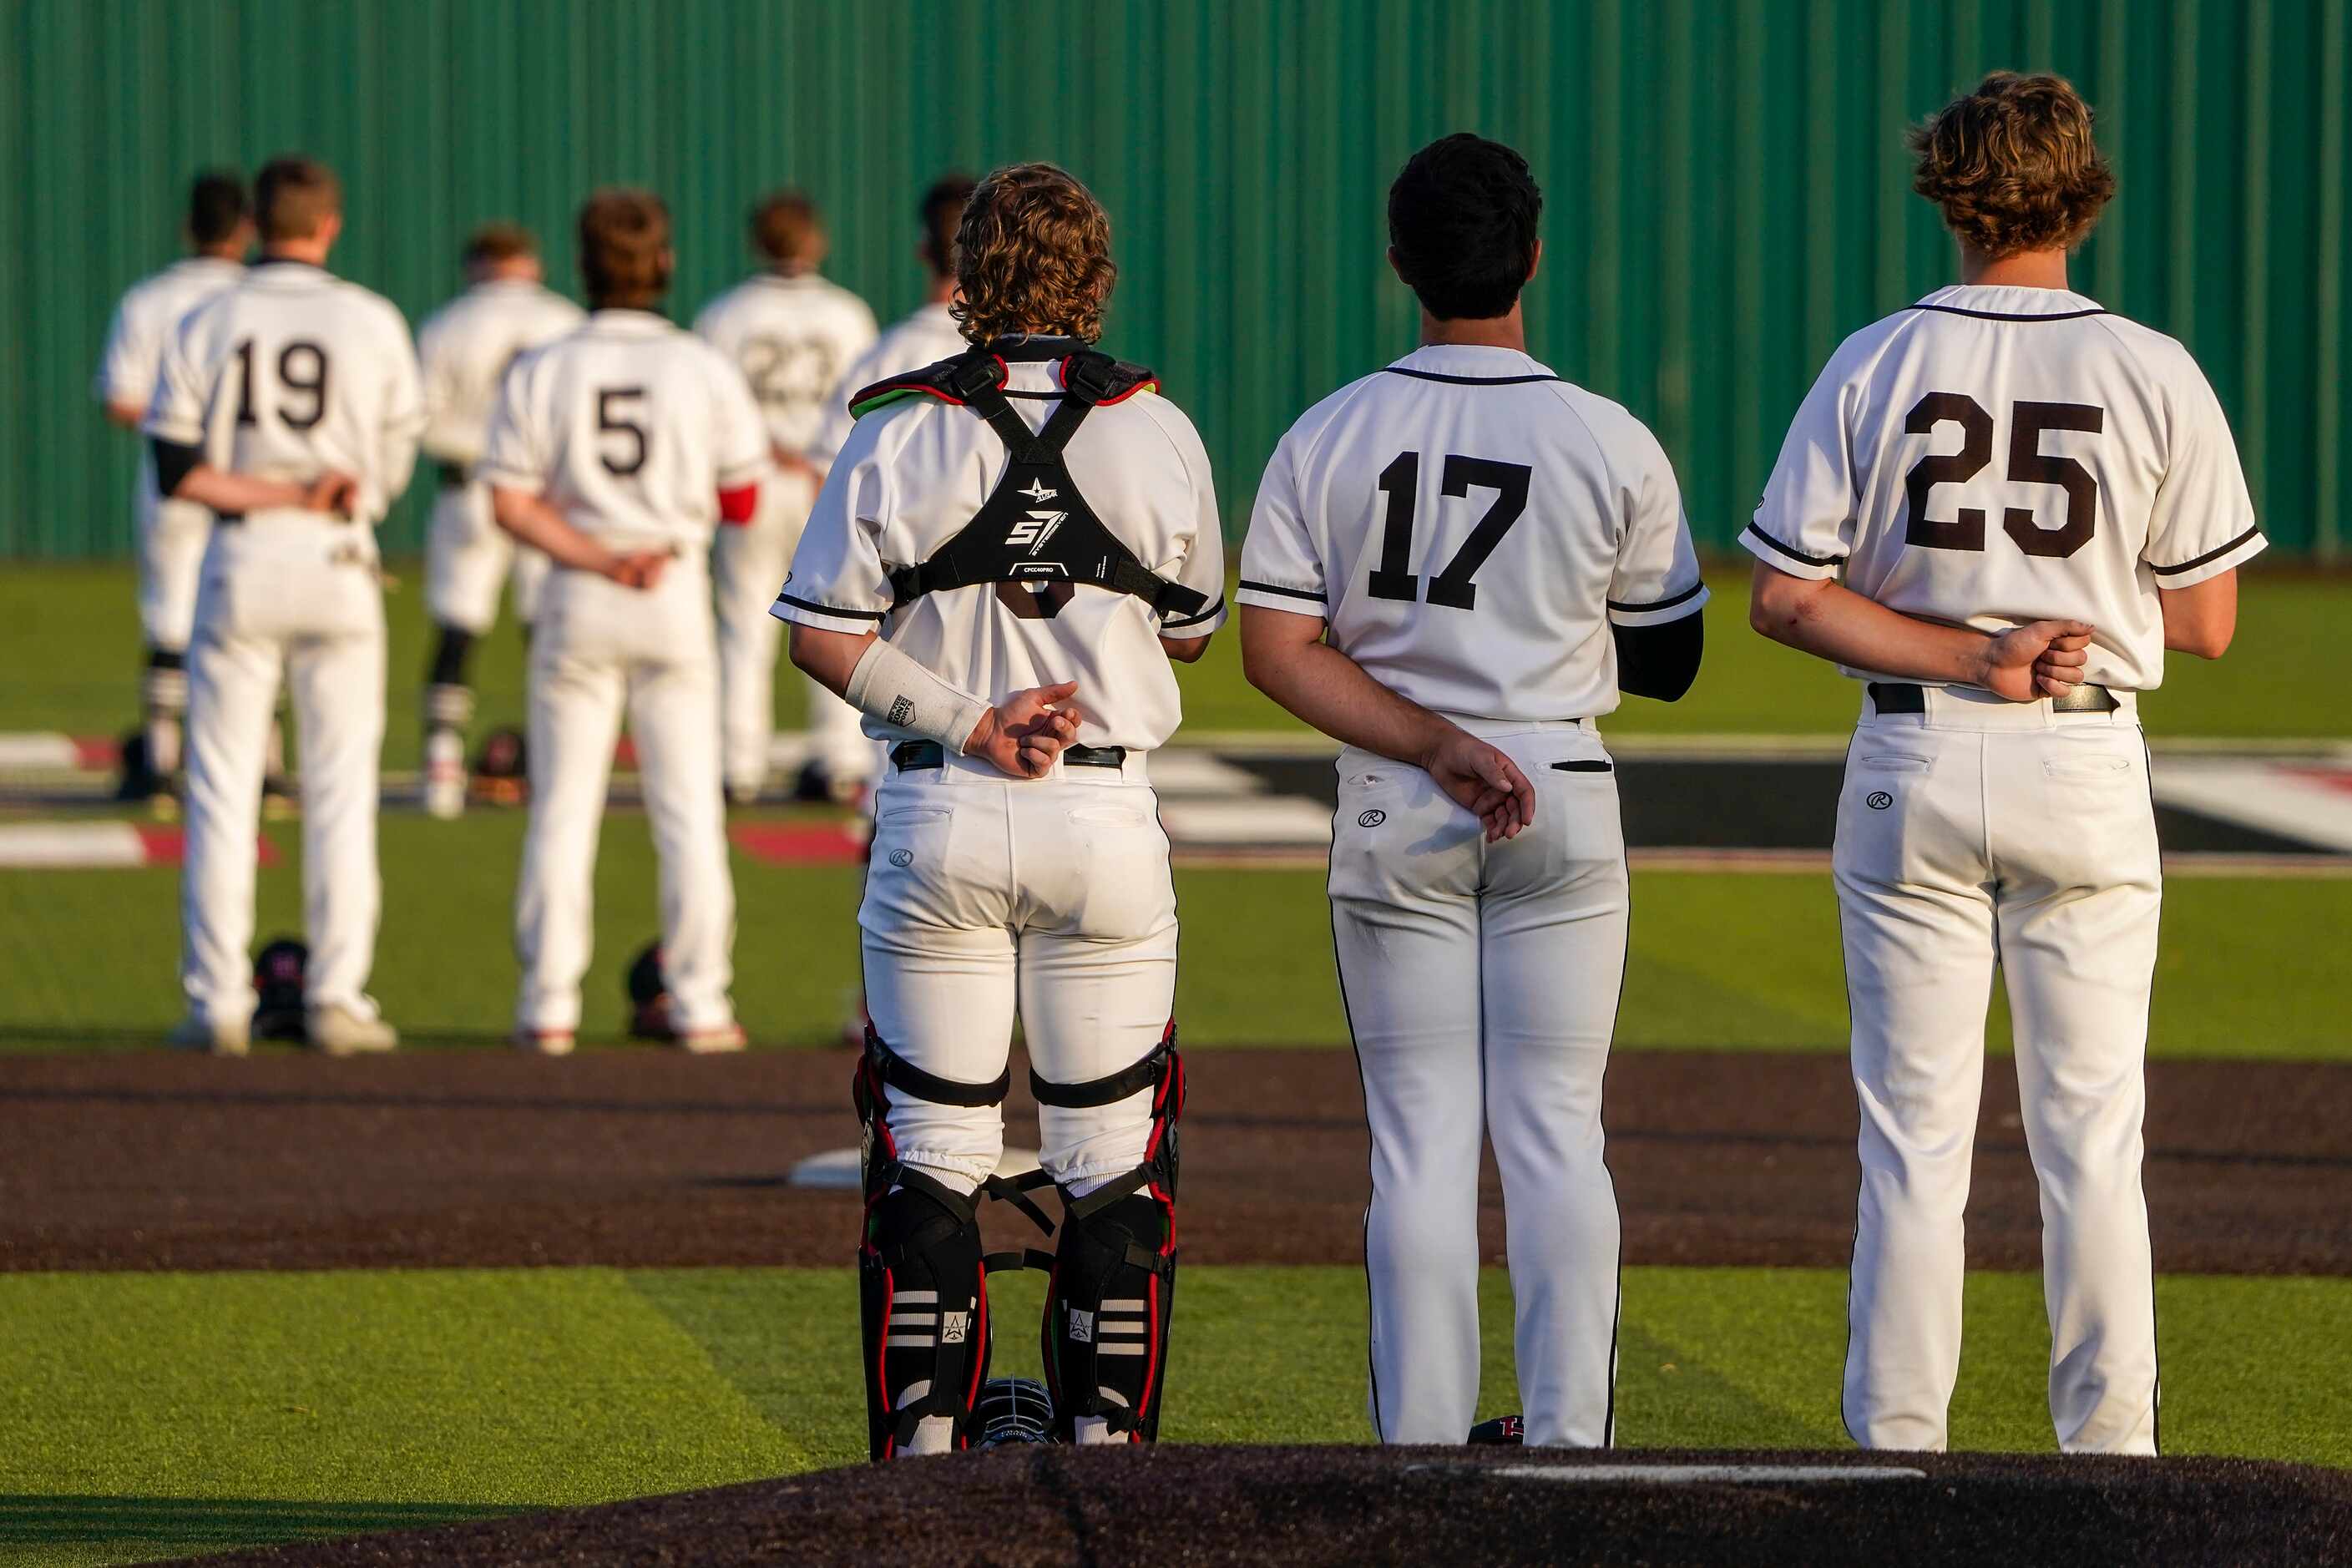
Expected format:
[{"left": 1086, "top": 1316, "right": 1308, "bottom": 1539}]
[{"left": 1007, "top": 509, "right": 1068, "bottom": 555}]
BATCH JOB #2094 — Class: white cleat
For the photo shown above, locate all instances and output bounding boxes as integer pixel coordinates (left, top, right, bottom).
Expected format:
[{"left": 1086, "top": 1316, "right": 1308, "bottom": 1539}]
[
  {"left": 675, "top": 1022, "right": 748, "bottom": 1055},
  {"left": 422, "top": 769, "right": 467, "bottom": 820},
  {"left": 306, "top": 1002, "right": 398, "bottom": 1056},
  {"left": 512, "top": 1027, "right": 576, "bottom": 1056},
  {"left": 166, "top": 1014, "right": 250, "bottom": 1056}
]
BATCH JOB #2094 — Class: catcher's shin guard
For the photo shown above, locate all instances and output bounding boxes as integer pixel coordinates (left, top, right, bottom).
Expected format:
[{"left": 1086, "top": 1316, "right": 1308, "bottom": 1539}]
[
  {"left": 853, "top": 1027, "right": 1053, "bottom": 1460},
  {"left": 1034, "top": 1028, "right": 1183, "bottom": 1443}
]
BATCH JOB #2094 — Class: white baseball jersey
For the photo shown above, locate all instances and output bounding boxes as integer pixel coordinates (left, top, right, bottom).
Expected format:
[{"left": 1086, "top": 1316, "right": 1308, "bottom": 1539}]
[
  {"left": 478, "top": 310, "right": 771, "bottom": 550},
  {"left": 774, "top": 341, "right": 1227, "bottom": 752},
  {"left": 1238, "top": 343, "right": 1707, "bottom": 722},
  {"left": 693, "top": 272, "right": 878, "bottom": 456},
  {"left": 145, "top": 260, "right": 425, "bottom": 525},
  {"left": 416, "top": 280, "right": 584, "bottom": 468},
  {"left": 806, "top": 301, "right": 968, "bottom": 469},
  {"left": 1744, "top": 284, "right": 2264, "bottom": 690},
  {"left": 96, "top": 257, "right": 245, "bottom": 414}
]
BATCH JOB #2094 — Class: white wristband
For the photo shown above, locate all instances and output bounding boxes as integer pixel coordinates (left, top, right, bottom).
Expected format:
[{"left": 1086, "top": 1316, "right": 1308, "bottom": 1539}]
[{"left": 844, "top": 639, "right": 993, "bottom": 756}]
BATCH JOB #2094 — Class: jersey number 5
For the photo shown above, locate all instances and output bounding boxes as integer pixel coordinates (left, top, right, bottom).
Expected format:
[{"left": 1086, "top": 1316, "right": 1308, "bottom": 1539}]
[
  {"left": 596, "top": 387, "right": 649, "bottom": 476},
  {"left": 1366, "top": 452, "right": 1532, "bottom": 609},
  {"left": 1904, "top": 393, "right": 2105, "bottom": 559}
]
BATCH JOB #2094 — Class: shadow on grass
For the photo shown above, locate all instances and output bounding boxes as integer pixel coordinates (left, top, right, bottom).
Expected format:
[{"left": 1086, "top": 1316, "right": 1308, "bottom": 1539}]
[{"left": 0, "top": 1493, "right": 516, "bottom": 1547}]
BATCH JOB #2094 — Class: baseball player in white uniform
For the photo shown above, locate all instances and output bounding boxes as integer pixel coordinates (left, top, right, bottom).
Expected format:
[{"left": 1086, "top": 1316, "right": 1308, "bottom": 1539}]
[
  {"left": 94, "top": 171, "right": 252, "bottom": 809},
  {"left": 146, "top": 156, "right": 423, "bottom": 1056},
  {"left": 1747, "top": 74, "right": 2259, "bottom": 1456},
  {"left": 415, "top": 224, "right": 584, "bottom": 818},
  {"left": 694, "top": 190, "right": 877, "bottom": 804},
  {"left": 481, "top": 188, "right": 770, "bottom": 1055},
  {"left": 1240, "top": 135, "right": 1706, "bottom": 1449},
  {"left": 779, "top": 164, "right": 1225, "bottom": 1459},
  {"left": 798, "top": 173, "right": 977, "bottom": 804}
]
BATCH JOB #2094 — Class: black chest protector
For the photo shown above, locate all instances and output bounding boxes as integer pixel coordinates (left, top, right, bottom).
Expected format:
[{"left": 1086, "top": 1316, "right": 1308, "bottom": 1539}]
[{"left": 846, "top": 346, "right": 1210, "bottom": 620}]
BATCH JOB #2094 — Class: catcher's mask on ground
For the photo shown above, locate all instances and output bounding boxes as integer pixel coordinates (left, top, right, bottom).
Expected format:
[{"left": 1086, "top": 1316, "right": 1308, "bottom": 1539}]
[
  {"left": 470, "top": 726, "right": 528, "bottom": 807},
  {"left": 975, "top": 1377, "right": 1056, "bottom": 1447},
  {"left": 251, "top": 938, "right": 308, "bottom": 1041},
  {"left": 626, "top": 941, "right": 673, "bottom": 1040}
]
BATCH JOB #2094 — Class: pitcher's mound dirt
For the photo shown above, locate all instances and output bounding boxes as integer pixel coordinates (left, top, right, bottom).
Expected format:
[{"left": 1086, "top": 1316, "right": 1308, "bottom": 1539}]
[{"left": 173, "top": 1444, "right": 2352, "bottom": 1567}]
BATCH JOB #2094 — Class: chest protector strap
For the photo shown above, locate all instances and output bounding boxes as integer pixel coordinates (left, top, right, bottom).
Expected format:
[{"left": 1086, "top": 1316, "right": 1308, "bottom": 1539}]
[{"left": 848, "top": 347, "right": 1210, "bottom": 619}]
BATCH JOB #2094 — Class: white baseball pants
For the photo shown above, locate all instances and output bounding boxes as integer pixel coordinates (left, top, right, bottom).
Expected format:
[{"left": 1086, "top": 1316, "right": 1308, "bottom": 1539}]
[
  {"left": 180, "top": 515, "right": 386, "bottom": 1024},
  {"left": 1328, "top": 718, "right": 1626, "bottom": 1449},
  {"left": 515, "top": 557, "right": 736, "bottom": 1034},
  {"left": 713, "top": 473, "right": 872, "bottom": 795},
  {"left": 1836, "top": 685, "right": 2161, "bottom": 1456},
  {"left": 860, "top": 752, "right": 1177, "bottom": 1198},
  {"left": 134, "top": 455, "right": 213, "bottom": 651},
  {"left": 424, "top": 478, "right": 550, "bottom": 635}
]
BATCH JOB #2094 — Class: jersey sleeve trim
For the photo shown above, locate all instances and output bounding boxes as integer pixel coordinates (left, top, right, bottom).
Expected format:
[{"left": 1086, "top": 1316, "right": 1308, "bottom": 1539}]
[
  {"left": 2149, "top": 524, "right": 2266, "bottom": 584},
  {"left": 771, "top": 589, "right": 890, "bottom": 630},
  {"left": 1160, "top": 594, "right": 1226, "bottom": 632},
  {"left": 1235, "top": 578, "right": 1326, "bottom": 606},
  {"left": 2154, "top": 524, "right": 2258, "bottom": 580},
  {"left": 1606, "top": 580, "right": 1710, "bottom": 628},
  {"left": 1739, "top": 521, "right": 1844, "bottom": 579},
  {"left": 476, "top": 462, "right": 543, "bottom": 492}
]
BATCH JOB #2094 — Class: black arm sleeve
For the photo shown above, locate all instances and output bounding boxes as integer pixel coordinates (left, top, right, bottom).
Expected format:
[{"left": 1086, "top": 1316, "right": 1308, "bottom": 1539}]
[
  {"left": 1612, "top": 611, "right": 1704, "bottom": 702},
  {"left": 150, "top": 437, "right": 205, "bottom": 498}
]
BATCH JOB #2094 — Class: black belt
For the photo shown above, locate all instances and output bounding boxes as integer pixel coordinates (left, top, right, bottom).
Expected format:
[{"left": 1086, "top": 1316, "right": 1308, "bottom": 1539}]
[
  {"left": 438, "top": 462, "right": 468, "bottom": 489},
  {"left": 890, "top": 741, "right": 1128, "bottom": 772},
  {"left": 1869, "top": 681, "right": 2119, "bottom": 715}
]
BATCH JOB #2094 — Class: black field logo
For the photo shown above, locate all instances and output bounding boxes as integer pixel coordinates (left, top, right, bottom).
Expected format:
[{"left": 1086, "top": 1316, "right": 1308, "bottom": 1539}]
[
  {"left": 1866, "top": 791, "right": 1894, "bottom": 811},
  {"left": 888, "top": 848, "right": 914, "bottom": 867},
  {"left": 1358, "top": 809, "right": 1387, "bottom": 828}
]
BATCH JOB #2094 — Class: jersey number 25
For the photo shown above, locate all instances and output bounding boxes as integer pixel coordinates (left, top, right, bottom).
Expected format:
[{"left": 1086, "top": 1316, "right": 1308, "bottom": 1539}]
[
  {"left": 1904, "top": 392, "right": 2105, "bottom": 559},
  {"left": 1366, "top": 451, "right": 1532, "bottom": 609}
]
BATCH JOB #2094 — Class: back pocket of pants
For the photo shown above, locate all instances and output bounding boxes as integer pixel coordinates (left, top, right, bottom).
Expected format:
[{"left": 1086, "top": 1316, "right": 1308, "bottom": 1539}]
[
  {"left": 2043, "top": 754, "right": 2132, "bottom": 779},
  {"left": 1550, "top": 759, "right": 1613, "bottom": 773}
]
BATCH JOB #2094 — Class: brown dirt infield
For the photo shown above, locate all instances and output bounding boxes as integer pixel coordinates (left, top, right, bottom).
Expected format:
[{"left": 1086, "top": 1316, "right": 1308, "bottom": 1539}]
[
  {"left": 3, "top": 1046, "right": 2344, "bottom": 1275},
  {"left": 169, "top": 1445, "right": 2352, "bottom": 1568}
]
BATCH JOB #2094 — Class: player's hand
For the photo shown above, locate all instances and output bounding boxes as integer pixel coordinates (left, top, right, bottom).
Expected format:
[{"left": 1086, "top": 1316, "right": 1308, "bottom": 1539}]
[
  {"left": 304, "top": 471, "right": 361, "bottom": 517},
  {"left": 604, "top": 550, "right": 671, "bottom": 591},
  {"left": 1423, "top": 726, "right": 1536, "bottom": 842},
  {"left": 773, "top": 447, "right": 824, "bottom": 487},
  {"left": 1975, "top": 620, "right": 2097, "bottom": 702},
  {"left": 968, "top": 681, "right": 1081, "bottom": 779}
]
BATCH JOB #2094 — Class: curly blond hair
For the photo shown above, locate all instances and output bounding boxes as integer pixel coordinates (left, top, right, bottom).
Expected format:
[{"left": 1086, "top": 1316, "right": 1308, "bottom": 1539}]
[
  {"left": 952, "top": 164, "right": 1116, "bottom": 345},
  {"left": 1909, "top": 72, "right": 2116, "bottom": 260}
]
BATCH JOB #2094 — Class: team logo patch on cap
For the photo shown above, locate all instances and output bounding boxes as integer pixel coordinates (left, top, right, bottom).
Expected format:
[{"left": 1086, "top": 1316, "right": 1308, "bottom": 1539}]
[
  {"left": 1358, "top": 809, "right": 1387, "bottom": 828},
  {"left": 1867, "top": 791, "right": 1894, "bottom": 811}
]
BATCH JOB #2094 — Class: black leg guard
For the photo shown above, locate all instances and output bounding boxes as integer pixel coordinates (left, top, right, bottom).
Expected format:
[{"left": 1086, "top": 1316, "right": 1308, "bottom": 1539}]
[
  {"left": 427, "top": 625, "right": 476, "bottom": 688},
  {"left": 860, "top": 1182, "right": 991, "bottom": 1461},
  {"left": 1034, "top": 1029, "right": 1184, "bottom": 1443},
  {"left": 853, "top": 1026, "right": 1039, "bottom": 1462}
]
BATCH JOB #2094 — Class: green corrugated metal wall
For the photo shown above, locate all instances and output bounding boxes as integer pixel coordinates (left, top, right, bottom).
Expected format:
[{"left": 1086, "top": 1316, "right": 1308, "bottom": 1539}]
[{"left": 5, "top": 0, "right": 2346, "bottom": 559}]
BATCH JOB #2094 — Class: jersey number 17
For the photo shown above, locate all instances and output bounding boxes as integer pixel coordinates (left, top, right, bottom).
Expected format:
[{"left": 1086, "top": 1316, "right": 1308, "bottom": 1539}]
[{"left": 1366, "top": 451, "right": 1532, "bottom": 609}]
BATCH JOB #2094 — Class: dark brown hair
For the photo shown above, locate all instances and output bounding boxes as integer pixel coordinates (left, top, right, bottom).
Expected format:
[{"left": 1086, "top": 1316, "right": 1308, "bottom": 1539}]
[
  {"left": 1909, "top": 72, "right": 2117, "bottom": 259},
  {"left": 952, "top": 164, "right": 1115, "bottom": 344},
  {"left": 749, "top": 189, "right": 824, "bottom": 266},
  {"left": 187, "top": 170, "right": 250, "bottom": 247},
  {"left": 1388, "top": 134, "right": 1542, "bottom": 321},
  {"left": 254, "top": 156, "right": 341, "bottom": 242},
  {"left": 578, "top": 188, "right": 672, "bottom": 309},
  {"left": 918, "top": 173, "right": 977, "bottom": 277},
  {"left": 463, "top": 221, "right": 538, "bottom": 268}
]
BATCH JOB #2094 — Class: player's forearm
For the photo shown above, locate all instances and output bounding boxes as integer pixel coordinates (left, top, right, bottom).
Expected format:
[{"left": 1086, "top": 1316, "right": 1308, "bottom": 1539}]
[
  {"left": 1748, "top": 565, "right": 1995, "bottom": 688},
  {"left": 166, "top": 462, "right": 312, "bottom": 516},
  {"left": 488, "top": 487, "right": 630, "bottom": 575},
  {"left": 1239, "top": 609, "right": 1454, "bottom": 769}
]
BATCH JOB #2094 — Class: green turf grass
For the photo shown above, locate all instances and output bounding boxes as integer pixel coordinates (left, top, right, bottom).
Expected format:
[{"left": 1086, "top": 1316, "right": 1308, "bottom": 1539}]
[
  {"left": 0, "top": 1265, "right": 2344, "bottom": 1564},
  {"left": 3, "top": 563, "right": 2347, "bottom": 750},
  {"left": 0, "top": 806, "right": 2344, "bottom": 1057}
]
